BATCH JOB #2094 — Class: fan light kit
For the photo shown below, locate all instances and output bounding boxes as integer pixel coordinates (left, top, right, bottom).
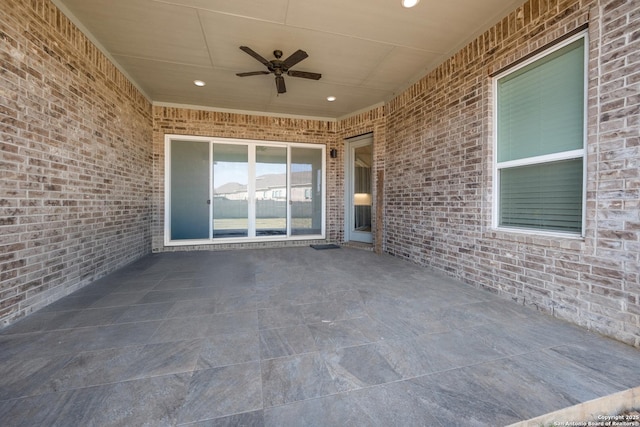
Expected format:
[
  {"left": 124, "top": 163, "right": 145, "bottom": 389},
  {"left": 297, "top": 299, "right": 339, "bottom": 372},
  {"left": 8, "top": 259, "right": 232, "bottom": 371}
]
[
  {"left": 236, "top": 46, "right": 322, "bottom": 94},
  {"left": 402, "top": 0, "right": 420, "bottom": 7},
  {"left": 193, "top": 80, "right": 206, "bottom": 87}
]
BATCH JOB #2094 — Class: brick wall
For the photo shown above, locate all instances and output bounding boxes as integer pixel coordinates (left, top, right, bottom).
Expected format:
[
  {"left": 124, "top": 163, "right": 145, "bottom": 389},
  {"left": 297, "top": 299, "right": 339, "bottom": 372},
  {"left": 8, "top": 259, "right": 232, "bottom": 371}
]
[
  {"left": 151, "top": 106, "right": 389, "bottom": 252},
  {"left": 151, "top": 106, "right": 337, "bottom": 252},
  {"left": 384, "top": 0, "right": 640, "bottom": 346},
  {"left": 2, "top": 0, "right": 637, "bottom": 346},
  {"left": 0, "top": 0, "right": 153, "bottom": 326}
]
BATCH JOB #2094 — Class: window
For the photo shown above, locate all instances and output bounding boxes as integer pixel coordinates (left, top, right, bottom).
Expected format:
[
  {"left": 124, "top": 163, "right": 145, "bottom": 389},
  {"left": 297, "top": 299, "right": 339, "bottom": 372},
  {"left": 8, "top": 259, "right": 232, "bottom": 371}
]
[
  {"left": 165, "top": 136, "right": 325, "bottom": 245},
  {"left": 494, "top": 34, "right": 587, "bottom": 236}
]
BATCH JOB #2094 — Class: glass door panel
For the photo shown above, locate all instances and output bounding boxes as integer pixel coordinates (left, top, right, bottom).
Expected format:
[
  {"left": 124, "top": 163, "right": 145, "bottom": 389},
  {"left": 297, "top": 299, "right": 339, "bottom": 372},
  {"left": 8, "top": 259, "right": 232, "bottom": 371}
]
[
  {"left": 170, "top": 140, "right": 210, "bottom": 240},
  {"left": 346, "top": 136, "right": 372, "bottom": 243},
  {"left": 212, "top": 143, "right": 249, "bottom": 238},
  {"left": 256, "top": 146, "right": 287, "bottom": 236},
  {"left": 353, "top": 144, "right": 372, "bottom": 233},
  {"left": 291, "top": 147, "right": 323, "bottom": 236}
]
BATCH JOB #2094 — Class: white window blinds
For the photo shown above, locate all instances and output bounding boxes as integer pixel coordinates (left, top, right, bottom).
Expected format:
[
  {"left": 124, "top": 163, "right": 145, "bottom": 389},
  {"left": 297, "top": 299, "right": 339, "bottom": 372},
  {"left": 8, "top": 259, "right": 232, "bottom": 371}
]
[{"left": 496, "top": 36, "right": 586, "bottom": 234}]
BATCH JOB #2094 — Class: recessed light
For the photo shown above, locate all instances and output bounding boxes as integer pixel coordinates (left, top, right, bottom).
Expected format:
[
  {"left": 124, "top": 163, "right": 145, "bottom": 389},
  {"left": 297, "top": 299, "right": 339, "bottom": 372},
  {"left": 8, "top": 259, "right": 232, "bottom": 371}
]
[
  {"left": 193, "top": 80, "right": 206, "bottom": 87},
  {"left": 327, "top": 96, "right": 336, "bottom": 102},
  {"left": 402, "top": 0, "right": 419, "bottom": 7}
]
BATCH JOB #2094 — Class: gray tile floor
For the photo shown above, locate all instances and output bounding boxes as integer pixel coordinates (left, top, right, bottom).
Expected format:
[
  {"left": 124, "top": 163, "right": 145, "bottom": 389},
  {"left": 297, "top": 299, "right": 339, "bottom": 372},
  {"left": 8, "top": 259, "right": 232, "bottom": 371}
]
[{"left": 1, "top": 247, "right": 639, "bottom": 426}]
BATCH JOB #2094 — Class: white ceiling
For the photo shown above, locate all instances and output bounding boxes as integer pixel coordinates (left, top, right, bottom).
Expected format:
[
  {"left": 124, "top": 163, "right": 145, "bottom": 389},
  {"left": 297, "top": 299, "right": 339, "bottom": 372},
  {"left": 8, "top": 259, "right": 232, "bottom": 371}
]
[{"left": 53, "top": 0, "right": 525, "bottom": 119}]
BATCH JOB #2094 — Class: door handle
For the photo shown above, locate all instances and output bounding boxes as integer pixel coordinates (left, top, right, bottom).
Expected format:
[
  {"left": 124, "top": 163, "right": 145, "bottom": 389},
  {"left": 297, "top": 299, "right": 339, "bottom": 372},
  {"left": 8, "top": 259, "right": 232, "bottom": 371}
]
[{"left": 207, "top": 200, "right": 211, "bottom": 205}]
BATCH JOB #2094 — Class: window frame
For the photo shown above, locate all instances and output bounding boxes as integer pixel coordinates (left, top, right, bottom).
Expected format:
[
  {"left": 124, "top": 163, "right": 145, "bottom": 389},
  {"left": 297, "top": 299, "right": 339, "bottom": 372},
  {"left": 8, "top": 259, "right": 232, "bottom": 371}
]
[{"left": 492, "top": 31, "right": 588, "bottom": 238}]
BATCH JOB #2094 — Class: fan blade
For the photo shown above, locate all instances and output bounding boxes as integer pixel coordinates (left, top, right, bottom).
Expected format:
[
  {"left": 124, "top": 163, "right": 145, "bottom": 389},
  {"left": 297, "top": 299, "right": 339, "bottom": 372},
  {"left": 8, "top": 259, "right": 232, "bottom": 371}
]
[
  {"left": 287, "top": 70, "right": 322, "bottom": 80},
  {"left": 236, "top": 71, "right": 270, "bottom": 77},
  {"left": 275, "top": 76, "right": 286, "bottom": 94},
  {"left": 281, "top": 49, "right": 308, "bottom": 69},
  {"left": 239, "top": 46, "right": 271, "bottom": 67}
]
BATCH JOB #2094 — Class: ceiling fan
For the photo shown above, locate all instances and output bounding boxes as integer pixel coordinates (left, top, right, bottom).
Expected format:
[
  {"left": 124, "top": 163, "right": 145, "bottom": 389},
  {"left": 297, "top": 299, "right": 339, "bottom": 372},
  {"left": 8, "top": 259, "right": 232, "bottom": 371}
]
[{"left": 236, "top": 46, "right": 322, "bottom": 94}]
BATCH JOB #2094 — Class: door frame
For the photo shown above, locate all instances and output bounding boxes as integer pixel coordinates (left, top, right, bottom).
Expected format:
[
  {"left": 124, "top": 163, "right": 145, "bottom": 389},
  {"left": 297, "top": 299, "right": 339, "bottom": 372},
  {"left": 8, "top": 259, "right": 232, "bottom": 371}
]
[
  {"left": 344, "top": 133, "right": 373, "bottom": 244},
  {"left": 164, "top": 134, "right": 326, "bottom": 246}
]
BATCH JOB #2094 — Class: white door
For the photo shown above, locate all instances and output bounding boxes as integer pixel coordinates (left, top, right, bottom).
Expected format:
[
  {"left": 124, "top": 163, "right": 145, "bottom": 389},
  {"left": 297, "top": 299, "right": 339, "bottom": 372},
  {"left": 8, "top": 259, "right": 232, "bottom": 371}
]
[{"left": 345, "top": 134, "right": 373, "bottom": 243}]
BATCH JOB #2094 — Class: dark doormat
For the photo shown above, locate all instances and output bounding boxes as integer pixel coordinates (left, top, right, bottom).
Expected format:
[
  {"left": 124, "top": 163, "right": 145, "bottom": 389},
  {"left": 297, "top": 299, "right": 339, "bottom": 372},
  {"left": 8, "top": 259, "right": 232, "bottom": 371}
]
[{"left": 310, "top": 244, "right": 341, "bottom": 250}]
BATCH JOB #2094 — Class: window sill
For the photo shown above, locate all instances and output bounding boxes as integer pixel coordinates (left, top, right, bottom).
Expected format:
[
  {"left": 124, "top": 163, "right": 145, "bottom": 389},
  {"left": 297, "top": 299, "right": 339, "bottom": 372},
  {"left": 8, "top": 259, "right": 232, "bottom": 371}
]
[
  {"left": 487, "top": 227, "right": 585, "bottom": 250},
  {"left": 164, "top": 234, "right": 326, "bottom": 247}
]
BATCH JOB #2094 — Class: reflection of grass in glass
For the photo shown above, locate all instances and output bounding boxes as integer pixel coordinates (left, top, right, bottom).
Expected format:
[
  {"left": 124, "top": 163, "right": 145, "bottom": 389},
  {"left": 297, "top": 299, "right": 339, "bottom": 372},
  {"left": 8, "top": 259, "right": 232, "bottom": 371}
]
[
  {"left": 213, "top": 219, "right": 247, "bottom": 230},
  {"left": 291, "top": 218, "right": 313, "bottom": 228},
  {"left": 213, "top": 218, "right": 311, "bottom": 230},
  {"left": 257, "top": 218, "right": 286, "bottom": 230}
]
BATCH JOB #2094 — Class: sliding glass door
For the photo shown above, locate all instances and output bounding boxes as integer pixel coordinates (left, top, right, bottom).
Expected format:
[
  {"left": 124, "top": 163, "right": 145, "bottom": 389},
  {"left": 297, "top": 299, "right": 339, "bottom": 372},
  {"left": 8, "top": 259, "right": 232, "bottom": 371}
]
[
  {"left": 212, "top": 143, "right": 249, "bottom": 238},
  {"left": 165, "top": 136, "right": 325, "bottom": 245},
  {"left": 256, "top": 146, "right": 287, "bottom": 236},
  {"left": 169, "top": 140, "right": 210, "bottom": 240},
  {"left": 291, "top": 146, "right": 323, "bottom": 236}
]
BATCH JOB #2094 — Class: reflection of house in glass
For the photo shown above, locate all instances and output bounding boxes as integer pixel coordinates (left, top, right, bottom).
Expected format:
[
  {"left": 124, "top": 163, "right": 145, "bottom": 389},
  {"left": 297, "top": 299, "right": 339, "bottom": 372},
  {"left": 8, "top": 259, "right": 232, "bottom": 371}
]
[
  {"left": 213, "top": 171, "right": 312, "bottom": 201},
  {"left": 213, "top": 171, "right": 314, "bottom": 237}
]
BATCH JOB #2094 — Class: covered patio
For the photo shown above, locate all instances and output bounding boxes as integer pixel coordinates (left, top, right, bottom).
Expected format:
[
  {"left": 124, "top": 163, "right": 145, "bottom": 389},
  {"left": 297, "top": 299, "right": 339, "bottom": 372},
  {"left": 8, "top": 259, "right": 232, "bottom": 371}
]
[{"left": 1, "top": 247, "right": 638, "bottom": 426}]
